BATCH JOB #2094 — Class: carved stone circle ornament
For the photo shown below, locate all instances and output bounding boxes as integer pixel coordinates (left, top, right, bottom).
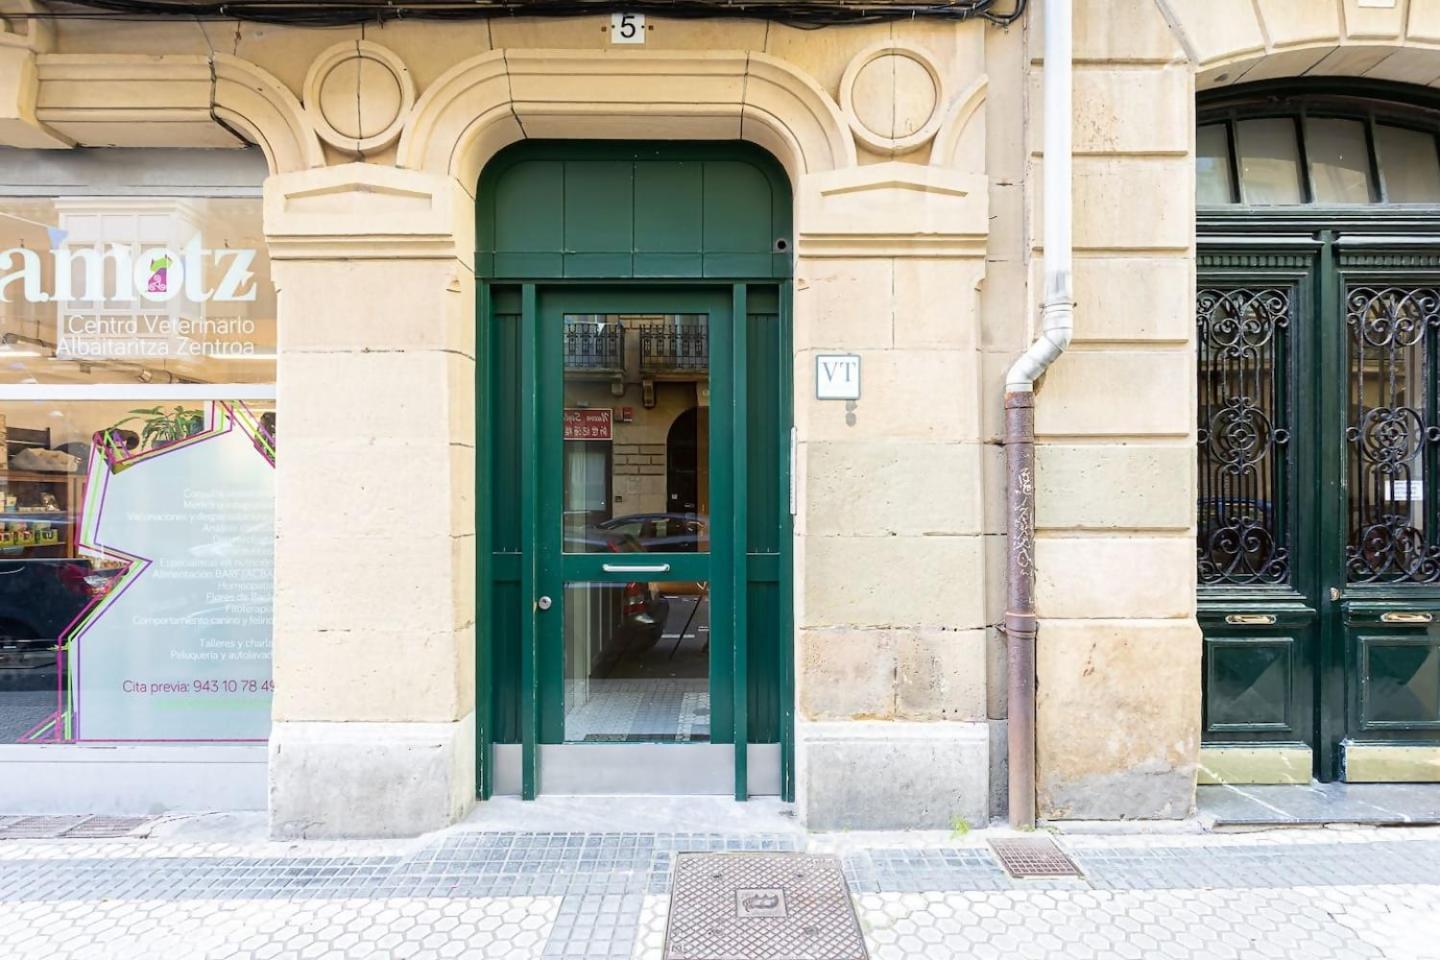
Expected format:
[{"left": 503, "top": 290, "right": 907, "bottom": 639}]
[
  {"left": 303, "top": 40, "right": 416, "bottom": 155},
  {"left": 838, "top": 40, "right": 947, "bottom": 153}
]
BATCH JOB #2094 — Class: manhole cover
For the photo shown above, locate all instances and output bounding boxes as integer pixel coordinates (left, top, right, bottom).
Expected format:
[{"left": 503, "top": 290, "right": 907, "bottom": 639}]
[
  {"left": 665, "top": 852, "right": 867, "bottom": 960},
  {"left": 988, "top": 837, "right": 1083, "bottom": 878}
]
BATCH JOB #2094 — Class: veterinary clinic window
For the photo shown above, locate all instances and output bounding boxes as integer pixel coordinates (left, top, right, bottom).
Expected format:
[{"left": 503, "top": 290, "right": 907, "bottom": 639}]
[{"left": 0, "top": 151, "right": 276, "bottom": 745}]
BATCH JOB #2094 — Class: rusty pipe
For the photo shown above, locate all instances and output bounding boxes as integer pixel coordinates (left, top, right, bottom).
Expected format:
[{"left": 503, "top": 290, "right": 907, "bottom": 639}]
[
  {"left": 1003, "top": 0, "right": 1072, "bottom": 829},
  {"left": 1005, "top": 392, "right": 1037, "bottom": 828}
]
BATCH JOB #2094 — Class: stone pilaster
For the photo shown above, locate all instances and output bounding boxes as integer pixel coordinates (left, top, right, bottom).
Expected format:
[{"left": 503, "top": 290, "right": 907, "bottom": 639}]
[{"left": 263, "top": 163, "right": 477, "bottom": 838}]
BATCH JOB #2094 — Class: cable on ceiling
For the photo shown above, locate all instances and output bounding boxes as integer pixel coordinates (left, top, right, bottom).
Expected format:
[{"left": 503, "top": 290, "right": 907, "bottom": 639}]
[{"left": 28, "top": 0, "right": 1027, "bottom": 28}]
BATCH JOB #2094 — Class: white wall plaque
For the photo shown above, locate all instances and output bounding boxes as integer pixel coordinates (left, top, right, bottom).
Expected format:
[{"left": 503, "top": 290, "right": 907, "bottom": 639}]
[
  {"left": 816, "top": 354, "right": 861, "bottom": 400},
  {"left": 610, "top": 13, "right": 646, "bottom": 43}
]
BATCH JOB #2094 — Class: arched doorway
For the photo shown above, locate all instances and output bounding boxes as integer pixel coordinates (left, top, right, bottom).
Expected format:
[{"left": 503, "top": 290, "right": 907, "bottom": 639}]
[
  {"left": 477, "top": 142, "right": 794, "bottom": 800},
  {"left": 667, "top": 406, "right": 703, "bottom": 522},
  {"left": 1196, "top": 80, "right": 1440, "bottom": 782}
]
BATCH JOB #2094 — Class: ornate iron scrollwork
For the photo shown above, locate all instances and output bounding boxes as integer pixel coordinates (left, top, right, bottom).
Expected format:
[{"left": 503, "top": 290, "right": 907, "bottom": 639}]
[
  {"left": 1344, "top": 285, "right": 1440, "bottom": 584},
  {"left": 1197, "top": 286, "right": 1293, "bottom": 586}
]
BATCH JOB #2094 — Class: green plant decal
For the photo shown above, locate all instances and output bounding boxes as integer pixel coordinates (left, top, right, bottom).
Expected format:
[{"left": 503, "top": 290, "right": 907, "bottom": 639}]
[
  {"left": 111, "top": 406, "right": 204, "bottom": 450},
  {"left": 950, "top": 815, "right": 971, "bottom": 839}
]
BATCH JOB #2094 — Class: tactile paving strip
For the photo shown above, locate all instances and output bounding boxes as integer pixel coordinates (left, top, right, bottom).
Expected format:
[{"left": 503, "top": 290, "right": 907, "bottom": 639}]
[
  {"left": 664, "top": 852, "right": 867, "bottom": 960},
  {"left": 988, "top": 837, "right": 1083, "bottom": 878}
]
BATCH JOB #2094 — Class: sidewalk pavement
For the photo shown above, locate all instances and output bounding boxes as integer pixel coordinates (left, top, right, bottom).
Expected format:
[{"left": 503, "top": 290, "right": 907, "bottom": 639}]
[{"left": 2, "top": 799, "right": 1439, "bottom": 960}]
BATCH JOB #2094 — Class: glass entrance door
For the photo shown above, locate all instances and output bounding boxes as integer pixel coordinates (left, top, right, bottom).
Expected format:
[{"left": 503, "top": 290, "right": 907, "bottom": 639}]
[{"left": 523, "top": 287, "right": 757, "bottom": 796}]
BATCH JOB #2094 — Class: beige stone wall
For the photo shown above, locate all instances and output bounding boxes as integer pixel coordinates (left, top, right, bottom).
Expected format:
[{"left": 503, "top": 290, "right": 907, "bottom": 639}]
[
  {"left": 1023, "top": 0, "right": 1202, "bottom": 820},
  {"left": 25, "top": 0, "right": 1436, "bottom": 828}
]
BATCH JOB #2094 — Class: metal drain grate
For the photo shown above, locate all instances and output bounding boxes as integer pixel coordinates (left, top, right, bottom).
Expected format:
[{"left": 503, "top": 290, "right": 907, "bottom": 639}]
[
  {"left": 59, "top": 816, "right": 154, "bottom": 839},
  {"left": 988, "top": 837, "right": 1083, "bottom": 878},
  {"left": 0, "top": 815, "right": 156, "bottom": 840},
  {"left": 665, "top": 852, "right": 868, "bottom": 960}
]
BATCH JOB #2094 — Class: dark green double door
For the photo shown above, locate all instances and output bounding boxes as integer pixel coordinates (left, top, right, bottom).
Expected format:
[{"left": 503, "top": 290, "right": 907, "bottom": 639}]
[
  {"left": 482, "top": 283, "right": 791, "bottom": 799},
  {"left": 1198, "top": 235, "right": 1440, "bottom": 780}
]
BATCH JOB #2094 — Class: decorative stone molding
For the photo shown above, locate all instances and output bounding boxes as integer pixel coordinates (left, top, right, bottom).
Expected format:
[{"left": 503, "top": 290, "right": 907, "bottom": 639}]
[
  {"left": 795, "top": 161, "right": 988, "bottom": 258},
  {"left": 1155, "top": 0, "right": 1440, "bottom": 88},
  {"left": 30, "top": 53, "right": 321, "bottom": 173},
  {"left": 0, "top": 34, "right": 69, "bottom": 148},
  {"left": 838, "top": 40, "right": 947, "bottom": 154},
  {"left": 303, "top": 40, "right": 415, "bottom": 157},
  {"left": 928, "top": 73, "right": 986, "bottom": 172},
  {"left": 263, "top": 162, "right": 473, "bottom": 263},
  {"left": 397, "top": 48, "right": 856, "bottom": 190},
  {"left": 214, "top": 55, "right": 324, "bottom": 174}
]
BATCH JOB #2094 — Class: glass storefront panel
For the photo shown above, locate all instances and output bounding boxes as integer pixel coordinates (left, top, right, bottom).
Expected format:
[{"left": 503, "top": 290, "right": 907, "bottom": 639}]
[
  {"left": 0, "top": 399, "right": 275, "bottom": 742},
  {"left": 0, "top": 198, "right": 274, "bottom": 385},
  {"left": 0, "top": 181, "right": 275, "bottom": 746},
  {"left": 562, "top": 579, "right": 710, "bottom": 743}
]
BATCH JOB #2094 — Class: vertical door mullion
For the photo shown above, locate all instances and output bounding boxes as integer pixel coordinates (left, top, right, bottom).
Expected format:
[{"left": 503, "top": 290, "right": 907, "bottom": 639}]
[
  {"left": 519, "top": 283, "right": 539, "bottom": 799},
  {"left": 732, "top": 284, "right": 750, "bottom": 801},
  {"left": 537, "top": 292, "right": 565, "bottom": 753},
  {"left": 1315, "top": 235, "right": 1345, "bottom": 781},
  {"left": 779, "top": 282, "right": 796, "bottom": 803},
  {"left": 709, "top": 291, "right": 735, "bottom": 758},
  {"left": 477, "top": 283, "right": 493, "bottom": 801}
]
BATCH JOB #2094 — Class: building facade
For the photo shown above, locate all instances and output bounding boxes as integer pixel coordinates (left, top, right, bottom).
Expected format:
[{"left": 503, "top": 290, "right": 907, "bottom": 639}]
[{"left": 0, "top": 0, "right": 1437, "bottom": 837}]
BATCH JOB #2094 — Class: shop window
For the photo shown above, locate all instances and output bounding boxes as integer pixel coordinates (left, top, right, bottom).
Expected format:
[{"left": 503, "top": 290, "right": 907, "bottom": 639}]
[{"left": 0, "top": 167, "right": 274, "bottom": 744}]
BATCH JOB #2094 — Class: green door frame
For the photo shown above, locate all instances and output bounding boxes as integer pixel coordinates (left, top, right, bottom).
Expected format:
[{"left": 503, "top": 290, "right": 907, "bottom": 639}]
[
  {"left": 475, "top": 140, "right": 796, "bottom": 803},
  {"left": 478, "top": 279, "right": 794, "bottom": 801}
]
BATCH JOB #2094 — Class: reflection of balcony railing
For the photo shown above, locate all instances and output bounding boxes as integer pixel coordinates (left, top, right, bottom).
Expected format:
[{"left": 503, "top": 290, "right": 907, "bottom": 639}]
[
  {"left": 639, "top": 319, "right": 708, "bottom": 375},
  {"left": 564, "top": 320, "right": 625, "bottom": 373}
]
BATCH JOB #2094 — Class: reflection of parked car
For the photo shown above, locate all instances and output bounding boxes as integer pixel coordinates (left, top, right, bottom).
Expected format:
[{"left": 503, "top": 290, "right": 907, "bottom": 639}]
[
  {"left": 597, "top": 513, "right": 708, "bottom": 552},
  {"left": 561, "top": 527, "right": 669, "bottom": 653},
  {"left": 0, "top": 559, "right": 122, "bottom": 668}
]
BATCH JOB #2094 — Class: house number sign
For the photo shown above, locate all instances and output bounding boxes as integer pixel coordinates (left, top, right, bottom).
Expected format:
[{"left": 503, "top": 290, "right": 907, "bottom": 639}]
[
  {"left": 610, "top": 13, "right": 646, "bottom": 43},
  {"left": 815, "top": 354, "right": 861, "bottom": 400}
]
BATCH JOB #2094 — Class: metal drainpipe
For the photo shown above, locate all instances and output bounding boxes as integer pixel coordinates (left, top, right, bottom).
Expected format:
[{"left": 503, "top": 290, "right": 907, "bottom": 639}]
[{"left": 1005, "top": 0, "right": 1074, "bottom": 829}]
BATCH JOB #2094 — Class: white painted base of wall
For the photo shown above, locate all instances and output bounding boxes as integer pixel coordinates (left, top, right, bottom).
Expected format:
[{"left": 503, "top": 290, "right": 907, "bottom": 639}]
[
  {"left": 490, "top": 743, "right": 782, "bottom": 796},
  {"left": 268, "top": 712, "right": 475, "bottom": 839},
  {"left": 0, "top": 744, "right": 267, "bottom": 815},
  {"left": 797, "top": 719, "right": 990, "bottom": 830}
]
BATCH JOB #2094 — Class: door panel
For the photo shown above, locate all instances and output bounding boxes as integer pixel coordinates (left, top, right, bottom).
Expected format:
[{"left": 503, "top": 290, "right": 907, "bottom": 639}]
[
  {"left": 1334, "top": 261, "right": 1440, "bottom": 759},
  {"left": 1198, "top": 245, "right": 1440, "bottom": 779},
  {"left": 1203, "top": 622, "right": 1313, "bottom": 741},
  {"left": 539, "top": 289, "right": 733, "bottom": 755},
  {"left": 1196, "top": 254, "right": 1320, "bottom": 759}
]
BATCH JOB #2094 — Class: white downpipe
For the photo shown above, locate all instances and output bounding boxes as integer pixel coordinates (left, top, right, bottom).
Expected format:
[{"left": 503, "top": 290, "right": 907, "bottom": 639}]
[{"left": 1006, "top": 0, "right": 1074, "bottom": 392}]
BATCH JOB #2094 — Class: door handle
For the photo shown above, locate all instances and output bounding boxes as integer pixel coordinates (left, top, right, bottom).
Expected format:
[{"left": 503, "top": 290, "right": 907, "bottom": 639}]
[
  {"left": 601, "top": 563, "right": 671, "bottom": 574},
  {"left": 1381, "top": 611, "right": 1433, "bottom": 624},
  {"left": 1225, "top": 613, "right": 1277, "bottom": 625},
  {"left": 536, "top": 595, "right": 553, "bottom": 611}
]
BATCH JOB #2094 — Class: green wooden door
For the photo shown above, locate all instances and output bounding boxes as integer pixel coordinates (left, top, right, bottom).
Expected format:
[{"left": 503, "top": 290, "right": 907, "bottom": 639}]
[
  {"left": 535, "top": 286, "right": 738, "bottom": 775},
  {"left": 475, "top": 140, "right": 796, "bottom": 802},
  {"left": 1198, "top": 240, "right": 1440, "bottom": 780}
]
